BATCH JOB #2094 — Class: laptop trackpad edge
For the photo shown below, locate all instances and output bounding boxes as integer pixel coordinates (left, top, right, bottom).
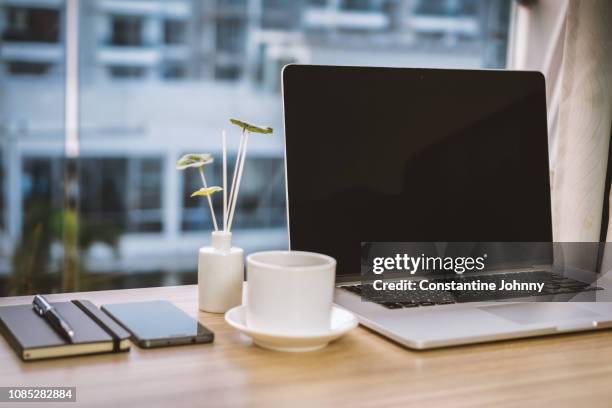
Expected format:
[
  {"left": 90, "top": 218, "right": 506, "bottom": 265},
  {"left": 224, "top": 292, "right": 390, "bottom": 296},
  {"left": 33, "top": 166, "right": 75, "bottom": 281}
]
[{"left": 479, "top": 303, "right": 600, "bottom": 325}]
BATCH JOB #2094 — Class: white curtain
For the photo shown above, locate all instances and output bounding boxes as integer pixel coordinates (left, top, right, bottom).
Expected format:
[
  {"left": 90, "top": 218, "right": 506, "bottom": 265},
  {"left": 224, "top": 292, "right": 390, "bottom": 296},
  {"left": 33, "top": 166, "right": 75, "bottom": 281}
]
[
  {"left": 551, "top": 0, "right": 612, "bottom": 242},
  {"left": 516, "top": 0, "right": 612, "bottom": 242}
]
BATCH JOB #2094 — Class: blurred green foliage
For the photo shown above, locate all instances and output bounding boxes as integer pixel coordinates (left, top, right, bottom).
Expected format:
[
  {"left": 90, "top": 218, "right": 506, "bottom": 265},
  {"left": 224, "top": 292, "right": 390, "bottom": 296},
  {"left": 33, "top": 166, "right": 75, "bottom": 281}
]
[{"left": 7, "top": 199, "right": 121, "bottom": 296}]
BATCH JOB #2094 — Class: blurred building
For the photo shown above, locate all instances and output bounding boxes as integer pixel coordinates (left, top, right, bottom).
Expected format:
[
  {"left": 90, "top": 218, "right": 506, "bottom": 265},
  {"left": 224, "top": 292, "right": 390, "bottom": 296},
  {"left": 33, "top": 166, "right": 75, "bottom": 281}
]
[{"left": 0, "top": 0, "right": 511, "bottom": 290}]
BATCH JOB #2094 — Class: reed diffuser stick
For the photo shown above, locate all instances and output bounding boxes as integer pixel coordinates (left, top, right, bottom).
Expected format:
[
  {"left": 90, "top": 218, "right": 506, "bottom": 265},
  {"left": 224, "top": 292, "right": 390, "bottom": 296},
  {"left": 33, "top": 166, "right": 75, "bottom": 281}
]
[
  {"left": 198, "top": 167, "right": 218, "bottom": 231},
  {"left": 228, "top": 131, "right": 249, "bottom": 231},
  {"left": 222, "top": 130, "right": 227, "bottom": 232},
  {"left": 228, "top": 130, "right": 245, "bottom": 225}
]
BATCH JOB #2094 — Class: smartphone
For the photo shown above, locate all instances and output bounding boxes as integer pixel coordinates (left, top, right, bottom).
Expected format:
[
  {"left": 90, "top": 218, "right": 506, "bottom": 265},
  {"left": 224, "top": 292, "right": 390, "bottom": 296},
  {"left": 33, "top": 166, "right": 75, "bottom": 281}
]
[{"left": 102, "top": 300, "right": 214, "bottom": 348}]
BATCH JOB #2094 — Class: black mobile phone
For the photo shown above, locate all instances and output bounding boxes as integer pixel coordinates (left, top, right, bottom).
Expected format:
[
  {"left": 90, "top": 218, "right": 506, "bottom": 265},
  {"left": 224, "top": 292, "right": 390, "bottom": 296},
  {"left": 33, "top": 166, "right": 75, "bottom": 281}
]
[{"left": 101, "top": 300, "right": 214, "bottom": 348}]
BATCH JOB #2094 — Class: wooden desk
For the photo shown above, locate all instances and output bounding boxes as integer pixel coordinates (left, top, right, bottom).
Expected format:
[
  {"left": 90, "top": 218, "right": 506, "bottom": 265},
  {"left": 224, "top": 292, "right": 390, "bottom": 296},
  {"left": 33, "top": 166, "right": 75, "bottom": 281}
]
[{"left": 1, "top": 286, "right": 612, "bottom": 407}]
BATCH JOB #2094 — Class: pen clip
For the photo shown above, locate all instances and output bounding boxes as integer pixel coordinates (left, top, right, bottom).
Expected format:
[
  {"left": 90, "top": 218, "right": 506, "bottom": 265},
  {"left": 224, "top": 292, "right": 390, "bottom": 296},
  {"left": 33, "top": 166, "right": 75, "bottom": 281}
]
[{"left": 32, "top": 301, "right": 43, "bottom": 316}]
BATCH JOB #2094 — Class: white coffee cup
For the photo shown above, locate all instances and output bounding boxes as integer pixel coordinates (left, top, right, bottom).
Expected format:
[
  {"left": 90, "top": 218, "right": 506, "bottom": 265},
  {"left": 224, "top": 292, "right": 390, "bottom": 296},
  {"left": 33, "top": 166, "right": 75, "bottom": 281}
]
[{"left": 246, "top": 251, "right": 336, "bottom": 335}]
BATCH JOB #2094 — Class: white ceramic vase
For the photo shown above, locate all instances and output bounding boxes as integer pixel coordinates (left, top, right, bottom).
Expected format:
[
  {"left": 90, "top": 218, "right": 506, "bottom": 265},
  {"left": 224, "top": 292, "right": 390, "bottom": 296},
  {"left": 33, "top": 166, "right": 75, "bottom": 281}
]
[{"left": 198, "top": 231, "right": 244, "bottom": 313}]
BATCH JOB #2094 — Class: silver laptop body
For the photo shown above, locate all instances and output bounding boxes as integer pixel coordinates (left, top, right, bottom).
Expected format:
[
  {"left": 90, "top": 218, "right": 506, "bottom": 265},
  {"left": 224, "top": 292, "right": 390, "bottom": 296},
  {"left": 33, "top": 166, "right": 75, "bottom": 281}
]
[
  {"left": 282, "top": 64, "right": 612, "bottom": 349},
  {"left": 333, "top": 264, "right": 612, "bottom": 349}
]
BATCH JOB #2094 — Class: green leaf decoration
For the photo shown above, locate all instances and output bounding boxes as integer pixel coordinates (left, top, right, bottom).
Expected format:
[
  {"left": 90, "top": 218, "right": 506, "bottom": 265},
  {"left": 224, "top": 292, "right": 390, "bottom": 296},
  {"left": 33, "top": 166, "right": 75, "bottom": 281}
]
[
  {"left": 191, "top": 186, "right": 223, "bottom": 198},
  {"left": 229, "top": 118, "right": 273, "bottom": 134},
  {"left": 176, "top": 153, "right": 213, "bottom": 170}
]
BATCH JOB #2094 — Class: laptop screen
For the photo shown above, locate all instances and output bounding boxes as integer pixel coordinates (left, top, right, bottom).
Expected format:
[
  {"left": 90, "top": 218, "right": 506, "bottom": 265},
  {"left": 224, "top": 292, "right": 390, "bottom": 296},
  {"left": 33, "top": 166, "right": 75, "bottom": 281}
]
[{"left": 282, "top": 65, "right": 552, "bottom": 276}]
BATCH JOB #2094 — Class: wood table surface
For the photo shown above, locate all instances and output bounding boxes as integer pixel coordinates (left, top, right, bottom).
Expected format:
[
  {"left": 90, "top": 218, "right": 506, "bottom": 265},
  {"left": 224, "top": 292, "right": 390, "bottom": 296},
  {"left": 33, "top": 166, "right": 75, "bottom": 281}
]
[{"left": 1, "top": 285, "right": 612, "bottom": 408}]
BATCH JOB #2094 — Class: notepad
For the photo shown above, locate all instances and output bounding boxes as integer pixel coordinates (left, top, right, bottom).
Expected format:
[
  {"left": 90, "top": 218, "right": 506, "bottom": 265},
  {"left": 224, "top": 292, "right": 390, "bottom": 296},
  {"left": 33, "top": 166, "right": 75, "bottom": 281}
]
[{"left": 0, "top": 300, "right": 131, "bottom": 361}]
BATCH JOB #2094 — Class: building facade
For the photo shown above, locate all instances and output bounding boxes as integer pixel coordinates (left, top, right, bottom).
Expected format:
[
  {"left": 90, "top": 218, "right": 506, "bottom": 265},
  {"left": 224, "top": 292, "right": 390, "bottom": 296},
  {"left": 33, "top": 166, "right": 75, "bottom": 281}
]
[{"left": 0, "top": 0, "right": 511, "bottom": 292}]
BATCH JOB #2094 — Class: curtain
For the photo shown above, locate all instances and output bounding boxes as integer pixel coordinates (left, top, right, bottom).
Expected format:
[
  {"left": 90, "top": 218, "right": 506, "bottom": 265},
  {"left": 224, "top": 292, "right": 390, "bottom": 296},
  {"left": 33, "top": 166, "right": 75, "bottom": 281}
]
[{"left": 547, "top": 0, "right": 612, "bottom": 241}]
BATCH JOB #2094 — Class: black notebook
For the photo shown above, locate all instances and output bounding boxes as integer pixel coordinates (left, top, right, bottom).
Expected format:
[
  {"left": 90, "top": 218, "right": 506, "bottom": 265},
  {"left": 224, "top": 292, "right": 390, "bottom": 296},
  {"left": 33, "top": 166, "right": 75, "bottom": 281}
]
[{"left": 0, "top": 299, "right": 130, "bottom": 361}]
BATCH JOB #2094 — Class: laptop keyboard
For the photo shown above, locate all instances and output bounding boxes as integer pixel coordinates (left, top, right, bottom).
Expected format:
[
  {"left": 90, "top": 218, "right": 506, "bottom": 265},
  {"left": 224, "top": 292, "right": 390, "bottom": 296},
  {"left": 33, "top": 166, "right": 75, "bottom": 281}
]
[{"left": 340, "top": 271, "right": 603, "bottom": 309}]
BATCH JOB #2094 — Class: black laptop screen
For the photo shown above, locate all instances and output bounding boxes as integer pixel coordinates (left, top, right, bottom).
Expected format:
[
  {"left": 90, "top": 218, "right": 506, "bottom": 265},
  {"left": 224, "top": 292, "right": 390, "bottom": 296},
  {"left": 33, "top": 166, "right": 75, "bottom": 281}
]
[{"left": 282, "top": 65, "right": 552, "bottom": 276}]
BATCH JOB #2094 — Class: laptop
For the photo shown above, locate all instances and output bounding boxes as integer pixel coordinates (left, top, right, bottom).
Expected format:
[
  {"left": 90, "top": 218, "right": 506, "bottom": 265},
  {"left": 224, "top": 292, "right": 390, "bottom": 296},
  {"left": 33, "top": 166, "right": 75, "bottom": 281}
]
[{"left": 281, "top": 64, "right": 612, "bottom": 349}]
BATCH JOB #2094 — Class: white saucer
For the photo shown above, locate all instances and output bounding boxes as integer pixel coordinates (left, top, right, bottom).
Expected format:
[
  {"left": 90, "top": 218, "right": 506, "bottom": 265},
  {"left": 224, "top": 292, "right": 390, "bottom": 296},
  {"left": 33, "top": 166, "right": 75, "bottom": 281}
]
[{"left": 224, "top": 305, "right": 358, "bottom": 352}]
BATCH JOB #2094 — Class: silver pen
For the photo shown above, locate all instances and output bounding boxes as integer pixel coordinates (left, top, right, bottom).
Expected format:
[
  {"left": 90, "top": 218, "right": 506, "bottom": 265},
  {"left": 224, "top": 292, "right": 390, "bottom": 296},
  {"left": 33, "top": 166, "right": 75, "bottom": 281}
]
[{"left": 32, "top": 294, "right": 75, "bottom": 343}]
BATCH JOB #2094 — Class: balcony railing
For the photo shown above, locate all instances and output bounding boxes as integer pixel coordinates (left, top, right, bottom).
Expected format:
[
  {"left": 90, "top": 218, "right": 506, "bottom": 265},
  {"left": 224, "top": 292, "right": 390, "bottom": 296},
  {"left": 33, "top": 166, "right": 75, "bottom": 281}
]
[
  {"left": 96, "top": 44, "right": 189, "bottom": 66},
  {"left": 97, "top": 0, "right": 190, "bottom": 18},
  {"left": 302, "top": 8, "right": 389, "bottom": 31},
  {"left": 0, "top": 42, "right": 63, "bottom": 62},
  {"left": 410, "top": 15, "right": 480, "bottom": 37}
]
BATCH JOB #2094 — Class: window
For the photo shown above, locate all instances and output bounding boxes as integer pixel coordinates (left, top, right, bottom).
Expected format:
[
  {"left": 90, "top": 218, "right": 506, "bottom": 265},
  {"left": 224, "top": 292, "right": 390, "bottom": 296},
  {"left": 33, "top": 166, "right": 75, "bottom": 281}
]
[
  {"left": 215, "top": 64, "right": 242, "bottom": 80},
  {"left": 14, "top": 157, "right": 65, "bottom": 294},
  {"left": 2, "top": 6, "right": 60, "bottom": 43},
  {"left": 108, "top": 66, "right": 146, "bottom": 78},
  {"left": 216, "top": 17, "right": 245, "bottom": 53},
  {"left": 79, "top": 158, "right": 128, "bottom": 230},
  {"left": 341, "top": 0, "right": 379, "bottom": 11},
  {"left": 308, "top": 0, "right": 328, "bottom": 7},
  {"left": 21, "top": 158, "right": 64, "bottom": 225},
  {"left": 110, "top": 15, "right": 144, "bottom": 46},
  {"left": 6, "top": 62, "right": 52, "bottom": 76},
  {"left": 127, "top": 158, "right": 163, "bottom": 233},
  {"left": 1, "top": 0, "right": 513, "bottom": 296},
  {"left": 415, "top": 0, "right": 480, "bottom": 16},
  {"left": 261, "top": 0, "right": 297, "bottom": 29},
  {"left": 79, "top": 157, "right": 163, "bottom": 233},
  {"left": 217, "top": 0, "right": 247, "bottom": 8},
  {"left": 161, "top": 62, "right": 188, "bottom": 79},
  {"left": 164, "top": 20, "right": 187, "bottom": 45}
]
